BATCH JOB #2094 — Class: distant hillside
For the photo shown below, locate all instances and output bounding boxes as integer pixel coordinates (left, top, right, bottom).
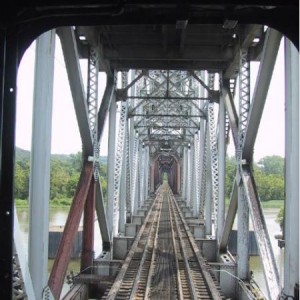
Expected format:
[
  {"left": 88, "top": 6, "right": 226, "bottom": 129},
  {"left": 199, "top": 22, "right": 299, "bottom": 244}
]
[
  {"left": 15, "top": 147, "right": 107, "bottom": 165},
  {"left": 15, "top": 147, "right": 30, "bottom": 160}
]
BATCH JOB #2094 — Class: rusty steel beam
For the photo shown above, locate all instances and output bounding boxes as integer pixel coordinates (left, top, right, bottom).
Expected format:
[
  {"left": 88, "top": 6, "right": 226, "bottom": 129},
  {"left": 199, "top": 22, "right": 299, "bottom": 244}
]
[
  {"left": 95, "top": 180, "right": 111, "bottom": 251},
  {"left": 48, "top": 162, "right": 93, "bottom": 300},
  {"left": 81, "top": 181, "right": 95, "bottom": 272}
]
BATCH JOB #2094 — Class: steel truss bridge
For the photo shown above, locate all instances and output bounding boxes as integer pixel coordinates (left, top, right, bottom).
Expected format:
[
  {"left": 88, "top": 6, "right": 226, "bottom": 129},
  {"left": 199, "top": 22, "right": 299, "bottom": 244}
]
[{"left": 0, "top": 2, "right": 298, "bottom": 300}]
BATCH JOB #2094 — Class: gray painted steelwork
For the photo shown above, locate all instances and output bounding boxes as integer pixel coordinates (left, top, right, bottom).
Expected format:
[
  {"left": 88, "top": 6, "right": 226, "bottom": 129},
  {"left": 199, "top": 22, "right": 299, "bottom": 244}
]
[
  {"left": 29, "top": 31, "right": 55, "bottom": 299},
  {"left": 284, "top": 38, "right": 299, "bottom": 299},
  {"left": 7, "top": 13, "right": 298, "bottom": 300}
]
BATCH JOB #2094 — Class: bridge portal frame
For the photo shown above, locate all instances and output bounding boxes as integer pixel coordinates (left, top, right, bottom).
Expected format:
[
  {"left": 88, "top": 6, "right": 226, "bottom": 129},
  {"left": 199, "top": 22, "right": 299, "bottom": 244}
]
[{"left": 0, "top": 3, "right": 299, "bottom": 299}]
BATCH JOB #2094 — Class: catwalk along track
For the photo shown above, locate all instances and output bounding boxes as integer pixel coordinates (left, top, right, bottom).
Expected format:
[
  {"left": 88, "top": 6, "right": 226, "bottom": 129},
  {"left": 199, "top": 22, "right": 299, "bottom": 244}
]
[{"left": 103, "top": 183, "right": 224, "bottom": 300}]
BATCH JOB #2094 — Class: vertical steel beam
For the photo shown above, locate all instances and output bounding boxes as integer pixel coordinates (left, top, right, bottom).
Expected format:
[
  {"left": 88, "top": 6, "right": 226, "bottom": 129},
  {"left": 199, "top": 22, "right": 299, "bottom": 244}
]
[
  {"left": 144, "top": 146, "right": 150, "bottom": 200},
  {"left": 205, "top": 147, "right": 212, "bottom": 236},
  {"left": 195, "top": 131, "right": 201, "bottom": 216},
  {"left": 81, "top": 181, "right": 95, "bottom": 272},
  {"left": 237, "top": 48, "right": 250, "bottom": 281},
  {"left": 150, "top": 161, "right": 155, "bottom": 193},
  {"left": 199, "top": 104, "right": 207, "bottom": 221},
  {"left": 217, "top": 92, "right": 226, "bottom": 243},
  {"left": 112, "top": 99, "right": 128, "bottom": 236},
  {"left": 87, "top": 46, "right": 99, "bottom": 136},
  {"left": 119, "top": 145, "right": 126, "bottom": 234},
  {"left": 86, "top": 44, "right": 110, "bottom": 250},
  {"left": 125, "top": 121, "right": 132, "bottom": 222},
  {"left": 207, "top": 101, "right": 219, "bottom": 230},
  {"left": 111, "top": 72, "right": 128, "bottom": 236},
  {"left": 186, "top": 147, "right": 191, "bottom": 207},
  {"left": 191, "top": 141, "right": 197, "bottom": 216},
  {"left": 237, "top": 180, "right": 249, "bottom": 280},
  {"left": 177, "top": 154, "right": 181, "bottom": 194},
  {"left": 130, "top": 128, "right": 139, "bottom": 213},
  {"left": 0, "top": 28, "right": 17, "bottom": 300},
  {"left": 107, "top": 97, "right": 117, "bottom": 239},
  {"left": 48, "top": 162, "right": 93, "bottom": 300},
  {"left": 95, "top": 73, "right": 114, "bottom": 249},
  {"left": 28, "top": 30, "right": 56, "bottom": 299},
  {"left": 139, "top": 145, "right": 145, "bottom": 207},
  {"left": 284, "top": 37, "right": 299, "bottom": 298},
  {"left": 182, "top": 147, "right": 187, "bottom": 200}
]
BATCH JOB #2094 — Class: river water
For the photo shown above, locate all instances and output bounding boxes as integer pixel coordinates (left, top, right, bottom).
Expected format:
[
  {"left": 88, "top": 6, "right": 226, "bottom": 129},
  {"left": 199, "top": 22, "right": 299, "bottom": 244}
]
[{"left": 16, "top": 206, "right": 282, "bottom": 299}]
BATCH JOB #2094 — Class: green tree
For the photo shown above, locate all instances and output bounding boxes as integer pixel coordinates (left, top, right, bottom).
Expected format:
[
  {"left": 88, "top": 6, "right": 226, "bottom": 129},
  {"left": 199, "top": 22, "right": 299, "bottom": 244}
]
[
  {"left": 253, "top": 167, "right": 284, "bottom": 201},
  {"left": 50, "top": 159, "right": 71, "bottom": 199},
  {"left": 276, "top": 207, "right": 284, "bottom": 232},
  {"left": 225, "top": 156, "right": 236, "bottom": 198},
  {"left": 66, "top": 173, "right": 80, "bottom": 198},
  {"left": 258, "top": 155, "right": 284, "bottom": 177},
  {"left": 14, "top": 160, "right": 30, "bottom": 199},
  {"left": 225, "top": 155, "right": 285, "bottom": 202},
  {"left": 70, "top": 152, "right": 83, "bottom": 172}
]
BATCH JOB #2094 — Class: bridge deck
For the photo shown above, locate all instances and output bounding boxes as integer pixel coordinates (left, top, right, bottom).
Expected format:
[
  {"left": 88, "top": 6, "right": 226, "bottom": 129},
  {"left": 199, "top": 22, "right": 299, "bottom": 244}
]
[{"left": 103, "top": 184, "right": 224, "bottom": 300}]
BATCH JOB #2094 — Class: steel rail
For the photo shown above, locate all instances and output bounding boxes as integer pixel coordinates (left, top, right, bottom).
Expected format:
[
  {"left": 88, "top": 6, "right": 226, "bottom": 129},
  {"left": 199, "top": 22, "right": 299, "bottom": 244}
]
[
  {"left": 131, "top": 191, "right": 163, "bottom": 299},
  {"left": 168, "top": 188, "right": 198, "bottom": 299},
  {"left": 106, "top": 188, "right": 161, "bottom": 299},
  {"left": 167, "top": 190, "right": 185, "bottom": 300},
  {"left": 170, "top": 187, "right": 224, "bottom": 299}
]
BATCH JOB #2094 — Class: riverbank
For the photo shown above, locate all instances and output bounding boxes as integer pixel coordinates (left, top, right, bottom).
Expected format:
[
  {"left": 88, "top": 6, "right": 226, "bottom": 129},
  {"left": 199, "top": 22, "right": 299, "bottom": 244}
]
[
  {"left": 17, "top": 198, "right": 284, "bottom": 209},
  {"left": 225, "top": 198, "right": 283, "bottom": 209},
  {"left": 15, "top": 198, "right": 73, "bottom": 208}
]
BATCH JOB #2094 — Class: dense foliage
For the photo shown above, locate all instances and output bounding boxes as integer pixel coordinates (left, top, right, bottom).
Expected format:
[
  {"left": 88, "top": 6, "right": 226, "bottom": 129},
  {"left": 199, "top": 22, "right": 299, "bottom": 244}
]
[
  {"left": 226, "top": 155, "right": 285, "bottom": 201},
  {"left": 15, "top": 147, "right": 284, "bottom": 206},
  {"left": 14, "top": 148, "right": 107, "bottom": 204}
]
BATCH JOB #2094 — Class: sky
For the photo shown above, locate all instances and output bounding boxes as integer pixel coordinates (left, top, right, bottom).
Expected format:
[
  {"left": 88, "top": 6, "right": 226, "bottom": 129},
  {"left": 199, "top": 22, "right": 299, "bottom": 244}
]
[{"left": 16, "top": 33, "right": 285, "bottom": 162}]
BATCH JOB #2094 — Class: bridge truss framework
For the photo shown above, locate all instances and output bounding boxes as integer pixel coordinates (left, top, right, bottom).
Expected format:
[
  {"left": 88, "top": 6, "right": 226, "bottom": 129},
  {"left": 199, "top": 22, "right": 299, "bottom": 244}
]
[{"left": 0, "top": 5, "right": 298, "bottom": 300}]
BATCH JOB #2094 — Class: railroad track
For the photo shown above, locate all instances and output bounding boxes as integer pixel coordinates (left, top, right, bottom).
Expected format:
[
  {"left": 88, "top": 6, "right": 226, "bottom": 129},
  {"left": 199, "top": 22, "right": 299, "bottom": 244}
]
[{"left": 103, "top": 184, "right": 224, "bottom": 300}]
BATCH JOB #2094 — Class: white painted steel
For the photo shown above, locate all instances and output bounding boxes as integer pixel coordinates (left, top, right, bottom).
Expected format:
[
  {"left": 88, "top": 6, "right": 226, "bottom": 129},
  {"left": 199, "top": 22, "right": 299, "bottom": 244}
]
[
  {"left": 28, "top": 30, "right": 55, "bottom": 299},
  {"left": 284, "top": 37, "right": 299, "bottom": 299}
]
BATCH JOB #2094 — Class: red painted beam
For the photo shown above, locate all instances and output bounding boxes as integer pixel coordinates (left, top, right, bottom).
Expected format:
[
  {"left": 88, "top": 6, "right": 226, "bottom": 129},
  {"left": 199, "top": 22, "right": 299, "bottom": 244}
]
[
  {"left": 48, "top": 162, "right": 93, "bottom": 300},
  {"left": 81, "top": 181, "right": 95, "bottom": 272}
]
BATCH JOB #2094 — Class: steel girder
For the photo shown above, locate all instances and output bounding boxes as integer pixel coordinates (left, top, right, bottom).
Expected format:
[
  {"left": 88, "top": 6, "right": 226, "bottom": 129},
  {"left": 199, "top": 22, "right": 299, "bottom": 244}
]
[
  {"left": 48, "top": 162, "right": 94, "bottom": 299},
  {"left": 284, "top": 38, "right": 299, "bottom": 299},
  {"left": 110, "top": 71, "right": 129, "bottom": 236},
  {"left": 206, "top": 73, "right": 220, "bottom": 233},
  {"left": 219, "top": 28, "right": 281, "bottom": 299},
  {"left": 112, "top": 92, "right": 128, "bottom": 236},
  {"left": 87, "top": 44, "right": 111, "bottom": 250},
  {"left": 243, "top": 29, "right": 282, "bottom": 161},
  {"left": 56, "top": 27, "right": 93, "bottom": 156},
  {"left": 193, "top": 132, "right": 201, "bottom": 217},
  {"left": 28, "top": 31, "right": 56, "bottom": 300},
  {"left": 236, "top": 47, "right": 251, "bottom": 281}
]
